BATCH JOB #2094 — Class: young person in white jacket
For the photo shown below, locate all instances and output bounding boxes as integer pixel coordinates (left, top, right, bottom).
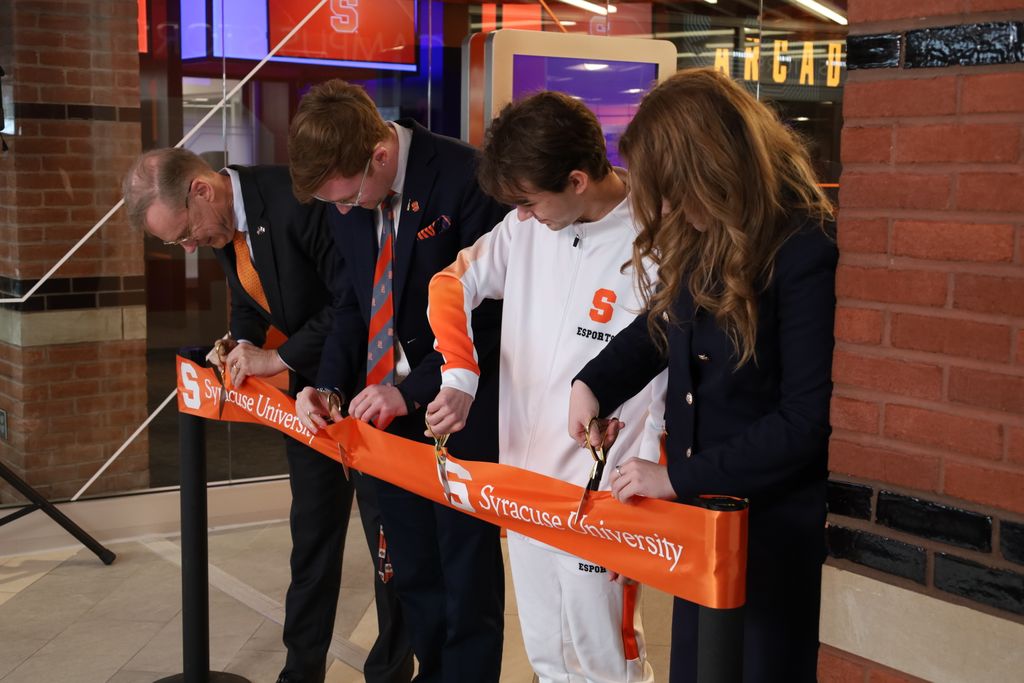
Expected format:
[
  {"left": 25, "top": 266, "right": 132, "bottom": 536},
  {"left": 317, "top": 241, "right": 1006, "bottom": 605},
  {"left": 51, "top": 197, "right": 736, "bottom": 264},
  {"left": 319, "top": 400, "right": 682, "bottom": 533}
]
[{"left": 425, "top": 91, "right": 666, "bottom": 683}]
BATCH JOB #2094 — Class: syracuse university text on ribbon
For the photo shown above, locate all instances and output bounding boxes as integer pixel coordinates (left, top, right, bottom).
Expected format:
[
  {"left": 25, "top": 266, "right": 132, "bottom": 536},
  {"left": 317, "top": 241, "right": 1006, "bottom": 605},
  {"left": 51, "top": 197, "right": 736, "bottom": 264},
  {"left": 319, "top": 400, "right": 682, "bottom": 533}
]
[{"left": 176, "top": 356, "right": 747, "bottom": 609}]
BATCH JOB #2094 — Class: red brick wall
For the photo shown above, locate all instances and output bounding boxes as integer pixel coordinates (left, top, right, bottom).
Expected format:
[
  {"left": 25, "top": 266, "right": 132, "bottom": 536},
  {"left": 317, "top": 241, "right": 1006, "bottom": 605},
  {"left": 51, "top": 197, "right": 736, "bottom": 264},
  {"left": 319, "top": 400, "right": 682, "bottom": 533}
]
[
  {"left": 849, "top": 0, "right": 1024, "bottom": 26},
  {"left": 2, "top": 1, "right": 142, "bottom": 280},
  {"left": 0, "top": 341, "right": 149, "bottom": 499},
  {"left": 833, "top": 17, "right": 1024, "bottom": 523},
  {"left": 819, "top": 647, "right": 929, "bottom": 683},
  {"left": 0, "top": 0, "right": 147, "bottom": 502},
  {"left": 825, "top": 0, "right": 1024, "bottom": 678}
]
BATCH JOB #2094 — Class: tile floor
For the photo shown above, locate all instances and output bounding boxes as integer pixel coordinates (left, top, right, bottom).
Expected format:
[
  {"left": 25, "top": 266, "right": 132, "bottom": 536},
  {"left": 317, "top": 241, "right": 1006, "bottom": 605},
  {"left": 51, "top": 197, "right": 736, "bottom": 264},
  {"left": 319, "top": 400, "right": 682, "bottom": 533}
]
[{"left": 0, "top": 508, "right": 673, "bottom": 682}]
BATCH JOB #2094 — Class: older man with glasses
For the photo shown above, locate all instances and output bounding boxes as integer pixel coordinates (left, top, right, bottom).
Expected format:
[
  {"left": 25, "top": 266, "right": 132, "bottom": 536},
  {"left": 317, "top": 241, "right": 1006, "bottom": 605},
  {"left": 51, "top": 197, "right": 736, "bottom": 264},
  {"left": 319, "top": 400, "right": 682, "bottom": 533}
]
[
  {"left": 159, "top": 186, "right": 202, "bottom": 246},
  {"left": 122, "top": 148, "right": 411, "bottom": 683}
]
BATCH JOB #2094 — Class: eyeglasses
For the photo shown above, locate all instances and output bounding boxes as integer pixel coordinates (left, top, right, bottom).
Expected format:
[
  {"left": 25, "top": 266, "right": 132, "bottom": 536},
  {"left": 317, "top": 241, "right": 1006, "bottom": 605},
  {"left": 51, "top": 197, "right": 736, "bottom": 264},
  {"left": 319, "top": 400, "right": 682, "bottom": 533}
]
[
  {"left": 162, "top": 185, "right": 199, "bottom": 246},
  {"left": 313, "top": 156, "right": 372, "bottom": 208}
]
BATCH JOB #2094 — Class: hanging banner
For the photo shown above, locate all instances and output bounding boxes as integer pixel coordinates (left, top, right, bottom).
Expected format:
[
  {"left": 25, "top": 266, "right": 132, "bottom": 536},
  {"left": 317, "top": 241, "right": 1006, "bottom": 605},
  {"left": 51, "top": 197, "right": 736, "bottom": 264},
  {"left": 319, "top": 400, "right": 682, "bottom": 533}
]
[{"left": 176, "top": 356, "right": 747, "bottom": 609}]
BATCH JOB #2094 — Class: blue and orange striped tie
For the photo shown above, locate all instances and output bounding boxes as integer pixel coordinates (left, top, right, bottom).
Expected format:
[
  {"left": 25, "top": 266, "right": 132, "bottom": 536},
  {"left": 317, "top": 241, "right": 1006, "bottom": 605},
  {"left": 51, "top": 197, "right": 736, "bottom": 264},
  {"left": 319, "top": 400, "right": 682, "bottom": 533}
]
[{"left": 366, "top": 192, "right": 397, "bottom": 386}]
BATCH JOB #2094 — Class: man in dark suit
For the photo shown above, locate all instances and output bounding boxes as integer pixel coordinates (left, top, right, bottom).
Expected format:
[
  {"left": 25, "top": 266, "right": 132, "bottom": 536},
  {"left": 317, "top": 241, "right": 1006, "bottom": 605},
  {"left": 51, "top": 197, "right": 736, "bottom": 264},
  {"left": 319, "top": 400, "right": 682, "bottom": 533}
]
[
  {"left": 290, "top": 80, "right": 507, "bottom": 683},
  {"left": 122, "top": 148, "right": 412, "bottom": 683}
]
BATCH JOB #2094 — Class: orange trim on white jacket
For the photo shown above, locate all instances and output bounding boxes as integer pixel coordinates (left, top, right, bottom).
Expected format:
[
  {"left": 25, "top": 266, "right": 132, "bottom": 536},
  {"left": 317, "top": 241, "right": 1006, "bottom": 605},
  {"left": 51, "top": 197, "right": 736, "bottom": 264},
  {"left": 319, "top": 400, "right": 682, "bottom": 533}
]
[{"left": 428, "top": 199, "right": 666, "bottom": 485}]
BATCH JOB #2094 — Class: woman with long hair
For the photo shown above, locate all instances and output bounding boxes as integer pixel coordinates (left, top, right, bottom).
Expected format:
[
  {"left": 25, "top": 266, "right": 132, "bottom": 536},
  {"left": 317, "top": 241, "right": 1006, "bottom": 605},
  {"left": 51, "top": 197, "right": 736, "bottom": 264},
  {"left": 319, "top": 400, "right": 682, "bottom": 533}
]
[{"left": 569, "top": 68, "right": 838, "bottom": 681}]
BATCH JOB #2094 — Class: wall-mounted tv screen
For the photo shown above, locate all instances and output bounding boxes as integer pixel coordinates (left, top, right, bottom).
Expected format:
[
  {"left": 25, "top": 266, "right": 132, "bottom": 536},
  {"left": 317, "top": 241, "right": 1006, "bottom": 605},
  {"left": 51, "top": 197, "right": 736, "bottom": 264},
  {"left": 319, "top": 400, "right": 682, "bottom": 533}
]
[
  {"left": 180, "top": 0, "right": 417, "bottom": 71},
  {"left": 511, "top": 55, "right": 657, "bottom": 168},
  {"left": 470, "top": 30, "right": 676, "bottom": 160}
]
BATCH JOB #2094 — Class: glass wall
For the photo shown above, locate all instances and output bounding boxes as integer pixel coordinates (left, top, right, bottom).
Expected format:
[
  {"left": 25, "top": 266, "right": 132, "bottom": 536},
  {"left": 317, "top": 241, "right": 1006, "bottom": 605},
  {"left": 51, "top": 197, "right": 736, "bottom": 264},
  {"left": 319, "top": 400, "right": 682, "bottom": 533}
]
[{"left": 0, "top": 0, "right": 847, "bottom": 503}]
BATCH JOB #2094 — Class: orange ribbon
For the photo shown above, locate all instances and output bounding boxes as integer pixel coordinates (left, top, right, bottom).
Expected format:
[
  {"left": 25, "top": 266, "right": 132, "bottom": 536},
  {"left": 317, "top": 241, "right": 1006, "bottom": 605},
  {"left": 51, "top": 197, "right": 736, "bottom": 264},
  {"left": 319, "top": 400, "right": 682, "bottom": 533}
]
[{"left": 176, "top": 356, "right": 747, "bottom": 609}]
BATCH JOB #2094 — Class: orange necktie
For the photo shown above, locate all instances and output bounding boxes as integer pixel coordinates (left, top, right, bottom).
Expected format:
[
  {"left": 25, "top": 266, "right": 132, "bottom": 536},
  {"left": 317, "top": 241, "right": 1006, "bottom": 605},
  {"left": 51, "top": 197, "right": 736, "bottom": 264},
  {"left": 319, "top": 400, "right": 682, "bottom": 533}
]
[{"left": 232, "top": 230, "right": 269, "bottom": 313}]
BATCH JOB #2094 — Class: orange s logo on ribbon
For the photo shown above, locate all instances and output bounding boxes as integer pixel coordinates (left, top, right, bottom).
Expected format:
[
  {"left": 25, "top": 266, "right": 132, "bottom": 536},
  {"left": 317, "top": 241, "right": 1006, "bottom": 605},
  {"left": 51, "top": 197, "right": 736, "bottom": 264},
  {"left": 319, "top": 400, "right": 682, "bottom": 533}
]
[{"left": 176, "top": 356, "right": 747, "bottom": 609}]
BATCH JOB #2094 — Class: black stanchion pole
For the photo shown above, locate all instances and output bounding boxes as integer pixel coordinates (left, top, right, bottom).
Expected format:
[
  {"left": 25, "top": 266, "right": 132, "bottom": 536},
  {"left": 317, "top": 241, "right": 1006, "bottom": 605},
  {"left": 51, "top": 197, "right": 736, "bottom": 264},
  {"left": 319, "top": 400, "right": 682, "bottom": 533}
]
[
  {"left": 157, "top": 347, "right": 249, "bottom": 683},
  {"left": 180, "top": 350, "right": 211, "bottom": 682},
  {"left": 694, "top": 495, "right": 747, "bottom": 683}
]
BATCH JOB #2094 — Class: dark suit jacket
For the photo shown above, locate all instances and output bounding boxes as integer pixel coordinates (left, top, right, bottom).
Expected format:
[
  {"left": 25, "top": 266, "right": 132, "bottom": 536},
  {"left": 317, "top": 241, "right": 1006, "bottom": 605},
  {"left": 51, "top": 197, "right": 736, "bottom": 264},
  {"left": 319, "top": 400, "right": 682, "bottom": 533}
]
[
  {"left": 577, "top": 219, "right": 838, "bottom": 560},
  {"left": 316, "top": 120, "right": 506, "bottom": 458},
  {"left": 214, "top": 164, "right": 341, "bottom": 392}
]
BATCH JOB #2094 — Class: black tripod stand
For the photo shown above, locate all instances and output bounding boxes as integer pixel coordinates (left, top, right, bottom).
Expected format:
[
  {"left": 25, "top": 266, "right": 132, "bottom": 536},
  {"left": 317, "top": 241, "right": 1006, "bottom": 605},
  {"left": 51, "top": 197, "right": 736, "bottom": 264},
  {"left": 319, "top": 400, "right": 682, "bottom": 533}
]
[{"left": 0, "top": 458, "right": 115, "bottom": 565}]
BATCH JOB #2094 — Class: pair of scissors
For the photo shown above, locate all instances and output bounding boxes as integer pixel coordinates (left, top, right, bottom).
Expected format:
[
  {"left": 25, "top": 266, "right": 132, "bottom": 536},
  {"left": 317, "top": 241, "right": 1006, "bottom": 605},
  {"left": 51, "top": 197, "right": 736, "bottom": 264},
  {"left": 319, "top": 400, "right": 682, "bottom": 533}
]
[
  {"left": 210, "top": 336, "right": 233, "bottom": 418},
  {"left": 425, "top": 416, "right": 453, "bottom": 505},
  {"left": 574, "top": 417, "right": 608, "bottom": 520},
  {"left": 335, "top": 444, "right": 351, "bottom": 481}
]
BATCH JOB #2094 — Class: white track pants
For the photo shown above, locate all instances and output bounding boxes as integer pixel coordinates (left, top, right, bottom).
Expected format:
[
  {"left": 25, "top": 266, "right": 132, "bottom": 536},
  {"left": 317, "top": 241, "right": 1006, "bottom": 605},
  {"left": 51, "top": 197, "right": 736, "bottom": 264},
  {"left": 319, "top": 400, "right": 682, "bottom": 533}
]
[{"left": 507, "top": 531, "right": 655, "bottom": 683}]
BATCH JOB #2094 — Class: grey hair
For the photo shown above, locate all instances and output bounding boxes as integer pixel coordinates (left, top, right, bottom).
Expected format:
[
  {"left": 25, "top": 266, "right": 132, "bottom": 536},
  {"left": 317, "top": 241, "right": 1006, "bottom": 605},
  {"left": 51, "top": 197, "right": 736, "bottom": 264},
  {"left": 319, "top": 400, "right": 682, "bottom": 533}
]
[{"left": 121, "top": 148, "right": 211, "bottom": 232}]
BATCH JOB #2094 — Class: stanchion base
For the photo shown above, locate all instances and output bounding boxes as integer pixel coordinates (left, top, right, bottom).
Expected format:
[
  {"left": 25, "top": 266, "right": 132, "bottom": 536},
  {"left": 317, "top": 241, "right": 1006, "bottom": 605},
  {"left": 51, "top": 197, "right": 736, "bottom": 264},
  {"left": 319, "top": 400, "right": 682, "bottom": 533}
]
[{"left": 154, "top": 673, "right": 251, "bottom": 682}]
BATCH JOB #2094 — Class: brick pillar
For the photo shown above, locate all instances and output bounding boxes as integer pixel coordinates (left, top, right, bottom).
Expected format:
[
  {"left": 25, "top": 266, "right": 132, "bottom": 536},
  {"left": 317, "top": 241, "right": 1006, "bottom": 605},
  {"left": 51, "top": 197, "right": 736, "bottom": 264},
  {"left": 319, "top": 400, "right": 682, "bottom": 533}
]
[
  {"left": 823, "top": 0, "right": 1024, "bottom": 680},
  {"left": 0, "top": 0, "right": 147, "bottom": 502}
]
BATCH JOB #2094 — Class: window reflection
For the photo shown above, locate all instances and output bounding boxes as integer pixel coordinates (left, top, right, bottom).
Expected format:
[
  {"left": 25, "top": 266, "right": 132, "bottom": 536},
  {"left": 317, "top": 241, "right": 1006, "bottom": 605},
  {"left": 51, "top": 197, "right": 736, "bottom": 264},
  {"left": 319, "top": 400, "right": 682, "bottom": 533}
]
[{"left": 1, "top": 1, "right": 845, "bottom": 501}]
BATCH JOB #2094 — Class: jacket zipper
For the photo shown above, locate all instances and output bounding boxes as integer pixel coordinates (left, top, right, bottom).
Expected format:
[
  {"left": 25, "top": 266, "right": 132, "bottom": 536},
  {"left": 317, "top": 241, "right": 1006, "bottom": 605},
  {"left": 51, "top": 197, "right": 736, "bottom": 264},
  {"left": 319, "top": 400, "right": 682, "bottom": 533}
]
[{"left": 521, "top": 227, "right": 586, "bottom": 473}]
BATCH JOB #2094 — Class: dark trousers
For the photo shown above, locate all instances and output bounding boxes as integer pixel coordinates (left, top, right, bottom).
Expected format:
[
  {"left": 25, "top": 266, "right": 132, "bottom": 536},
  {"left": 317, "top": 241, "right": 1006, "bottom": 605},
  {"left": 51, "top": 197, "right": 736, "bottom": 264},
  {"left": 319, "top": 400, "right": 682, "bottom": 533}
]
[
  {"left": 669, "top": 504, "right": 824, "bottom": 683},
  {"left": 280, "top": 436, "right": 353, "bottom": 682},
  {"left": 375, "top": 476, "right": 505, "bottom": 683},
  {"left": 669, "top": 569, "right": 821, "bottom": 683},
  {"left": 352, "top": 471, "right": 415, "bottom": 683},
  {"left": 279, "top": 439, "right": 413, "bottom": 683}
]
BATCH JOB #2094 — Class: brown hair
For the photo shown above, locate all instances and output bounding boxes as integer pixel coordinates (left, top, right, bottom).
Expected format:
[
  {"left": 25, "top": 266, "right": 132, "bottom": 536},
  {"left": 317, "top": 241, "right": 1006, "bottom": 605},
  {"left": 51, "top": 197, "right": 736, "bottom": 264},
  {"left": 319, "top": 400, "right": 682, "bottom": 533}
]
[
  {"left": 620, "top": 68, "right": 833, "bottom": 367},
  {"left": 478, "top": 90, "right": 611, "bottom": 203},
  {"left": 288, "top": 79, "right": 391, "bottom": 202},
  {"left": 121, "top": 147, "right": 211, "bottom": 232}
]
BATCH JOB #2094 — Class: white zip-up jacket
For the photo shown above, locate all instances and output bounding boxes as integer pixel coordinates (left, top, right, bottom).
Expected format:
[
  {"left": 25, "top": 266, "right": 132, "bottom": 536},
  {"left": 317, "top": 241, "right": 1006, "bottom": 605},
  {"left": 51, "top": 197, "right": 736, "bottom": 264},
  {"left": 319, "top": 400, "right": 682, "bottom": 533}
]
[{"left": 428, "top": 197, "right": 666, "bottom": 488}]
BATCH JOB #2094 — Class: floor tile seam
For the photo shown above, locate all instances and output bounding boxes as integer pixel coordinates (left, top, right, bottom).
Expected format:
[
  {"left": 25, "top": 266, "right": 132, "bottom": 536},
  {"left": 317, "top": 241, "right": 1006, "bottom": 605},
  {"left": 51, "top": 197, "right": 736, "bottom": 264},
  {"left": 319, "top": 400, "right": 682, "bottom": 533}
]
[
  {"left": 0, "top": 638, "right": 51, "bottom": 682},
  {"left": 0, "top": 579, "right": 34, "bottom": 596},
  {"left": 106, "top": 668, "right": 171, "bottom": 682},
  {"left": 1, "top": 641, "right": 128, "bottom": 681},
  {"left": 108, "top": 619, "right": 171, "bottom": 679},
  {"left": 140, "top": 539, "right": 370, "bottom": 671},
  {"left": 0, "top": 563, "right": 62, "bottom": 593}
]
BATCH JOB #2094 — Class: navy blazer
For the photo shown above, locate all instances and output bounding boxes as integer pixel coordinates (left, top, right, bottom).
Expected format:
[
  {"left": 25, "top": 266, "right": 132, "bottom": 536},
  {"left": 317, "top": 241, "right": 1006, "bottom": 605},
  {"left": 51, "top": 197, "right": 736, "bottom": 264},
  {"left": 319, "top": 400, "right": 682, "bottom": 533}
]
[
  {"left": 316, "top": 120, "right": 506, "bottom": 457},
  {"left": 214, "top": 165, "right": 340, "bottom": 392},
  {"left": 576, "top": 220, "right": 838, "bottom": 551}
]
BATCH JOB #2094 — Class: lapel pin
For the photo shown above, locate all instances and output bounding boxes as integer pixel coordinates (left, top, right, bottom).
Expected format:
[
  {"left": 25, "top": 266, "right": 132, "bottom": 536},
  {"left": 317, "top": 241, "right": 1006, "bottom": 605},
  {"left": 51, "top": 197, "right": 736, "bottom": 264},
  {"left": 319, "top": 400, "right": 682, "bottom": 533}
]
[
  {"left": 256, "top": 224, "right": 266, "bottom": 235},
  {"left": 407, "top": 199, "right": 420, "bottom": 213}
]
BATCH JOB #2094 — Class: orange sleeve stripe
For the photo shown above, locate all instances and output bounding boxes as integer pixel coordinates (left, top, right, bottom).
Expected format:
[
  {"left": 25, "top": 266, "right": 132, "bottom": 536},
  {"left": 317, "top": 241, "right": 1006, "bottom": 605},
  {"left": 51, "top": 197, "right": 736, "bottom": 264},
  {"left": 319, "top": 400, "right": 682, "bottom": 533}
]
[
  {"left": 621, "top": 581, "right": 640, "bottom": 660},
  {"left": 429, "top": 244, "right": 488, "bottom": 377}
]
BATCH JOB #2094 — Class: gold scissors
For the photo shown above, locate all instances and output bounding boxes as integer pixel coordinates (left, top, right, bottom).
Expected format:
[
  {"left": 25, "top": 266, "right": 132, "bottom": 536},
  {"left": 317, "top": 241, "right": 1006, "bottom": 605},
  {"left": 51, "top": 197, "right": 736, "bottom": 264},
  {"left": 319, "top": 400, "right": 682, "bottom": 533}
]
[
  {"left": 210, "top": 336, "right": 233, "bottom": 418},
  {"left": 425, "top": 415, "right": 453, "bottom": 505},
  {"left": 335, "top": 444, "right": 351, "bottom": 481},
  {"left": 574, "top": 417, "right": 608, "bottom": 520}
]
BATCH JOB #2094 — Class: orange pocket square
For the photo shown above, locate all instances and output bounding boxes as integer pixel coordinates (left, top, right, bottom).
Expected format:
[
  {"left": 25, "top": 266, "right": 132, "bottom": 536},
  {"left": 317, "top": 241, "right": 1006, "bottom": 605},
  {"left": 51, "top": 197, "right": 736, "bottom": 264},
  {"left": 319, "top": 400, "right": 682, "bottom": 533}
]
[{"left": 416, "top": 215, "right": 452, "bottom": 241}]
